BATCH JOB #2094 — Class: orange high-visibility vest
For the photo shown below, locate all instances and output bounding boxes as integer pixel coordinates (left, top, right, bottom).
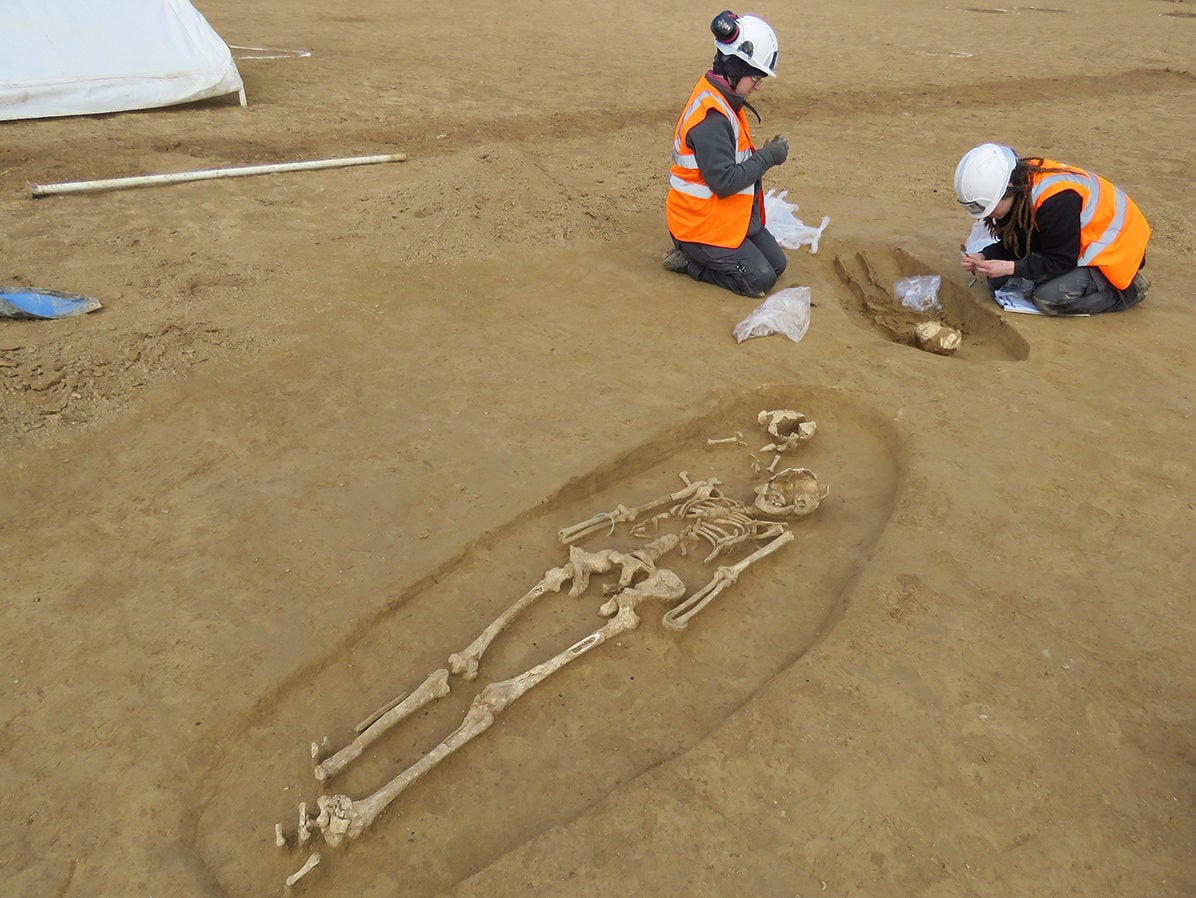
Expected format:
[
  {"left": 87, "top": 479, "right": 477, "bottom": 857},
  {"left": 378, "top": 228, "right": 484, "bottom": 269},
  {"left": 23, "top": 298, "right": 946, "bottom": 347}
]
[
  {"left": 666, "top": 76, "right": 761, "bottom": 248},
  {"left": 1032, "top": 160, "right": 1151, "bottom": 290}
]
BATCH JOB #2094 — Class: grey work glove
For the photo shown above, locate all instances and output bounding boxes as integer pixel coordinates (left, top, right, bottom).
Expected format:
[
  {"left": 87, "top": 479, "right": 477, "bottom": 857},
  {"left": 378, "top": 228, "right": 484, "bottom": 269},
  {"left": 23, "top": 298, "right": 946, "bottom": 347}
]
[{"left": 756, "top": 133, "right": 790, "bottom": 168}]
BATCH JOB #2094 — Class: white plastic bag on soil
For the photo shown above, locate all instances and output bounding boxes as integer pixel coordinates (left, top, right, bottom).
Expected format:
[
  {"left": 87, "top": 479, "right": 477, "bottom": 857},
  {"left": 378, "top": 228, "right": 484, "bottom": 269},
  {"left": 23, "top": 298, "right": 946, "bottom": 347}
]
[
  {"left": 733, "top": 286, "right": 812, "bottom": 344},
  {"left": 764, "top": 190, "right": 830, "bottom": 253}
]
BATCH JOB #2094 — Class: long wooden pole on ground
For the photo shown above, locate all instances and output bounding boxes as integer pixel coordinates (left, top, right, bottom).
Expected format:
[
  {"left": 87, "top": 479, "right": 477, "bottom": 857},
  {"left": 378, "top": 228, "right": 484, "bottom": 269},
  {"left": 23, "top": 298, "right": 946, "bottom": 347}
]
[{"left": 30, "top": 153, "right": 408, "bottom": 197}]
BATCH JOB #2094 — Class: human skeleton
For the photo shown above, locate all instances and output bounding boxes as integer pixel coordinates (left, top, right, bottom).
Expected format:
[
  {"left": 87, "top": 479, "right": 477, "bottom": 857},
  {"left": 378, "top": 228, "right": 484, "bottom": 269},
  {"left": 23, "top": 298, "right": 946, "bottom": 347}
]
[{"left": 275, "top": 411, "right": 829, "bottom": 887}]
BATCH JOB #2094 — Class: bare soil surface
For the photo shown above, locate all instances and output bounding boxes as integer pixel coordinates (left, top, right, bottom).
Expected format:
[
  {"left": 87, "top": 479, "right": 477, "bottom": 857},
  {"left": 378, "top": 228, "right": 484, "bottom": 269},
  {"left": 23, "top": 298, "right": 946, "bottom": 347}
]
[{"left": 2, "top": 2, "right": 1194, "bottom": 896}]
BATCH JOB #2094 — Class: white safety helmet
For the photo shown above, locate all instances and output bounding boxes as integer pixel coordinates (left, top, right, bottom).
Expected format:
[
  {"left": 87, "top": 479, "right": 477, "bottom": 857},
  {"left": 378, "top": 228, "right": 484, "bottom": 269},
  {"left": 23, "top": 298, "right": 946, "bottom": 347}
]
[
  {"left": 714, "top": 14, "right": 779, "bottom": 78},
  {"left": 954, "top": 143, "right": 1018, "bottom": 218}
]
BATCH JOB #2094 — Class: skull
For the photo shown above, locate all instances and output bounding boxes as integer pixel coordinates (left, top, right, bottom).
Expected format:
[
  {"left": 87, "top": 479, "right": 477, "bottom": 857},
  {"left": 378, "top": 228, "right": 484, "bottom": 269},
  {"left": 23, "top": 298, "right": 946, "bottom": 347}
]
[
  {"left": 753, "top": 467, "right": 829, "bottom": 517},
  {"left": 758, "top": 409, "right": 816, "bottom": 452}
]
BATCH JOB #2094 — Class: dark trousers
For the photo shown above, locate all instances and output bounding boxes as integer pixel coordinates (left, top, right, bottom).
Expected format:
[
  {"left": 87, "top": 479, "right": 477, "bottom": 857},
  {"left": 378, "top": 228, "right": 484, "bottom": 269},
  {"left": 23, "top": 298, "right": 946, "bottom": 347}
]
[
  {"left": 990, "top": 266, "right": 1145, "bottom": 315},
  {"left": 673, "top": 227, "right": 787, "bottom": 298}
]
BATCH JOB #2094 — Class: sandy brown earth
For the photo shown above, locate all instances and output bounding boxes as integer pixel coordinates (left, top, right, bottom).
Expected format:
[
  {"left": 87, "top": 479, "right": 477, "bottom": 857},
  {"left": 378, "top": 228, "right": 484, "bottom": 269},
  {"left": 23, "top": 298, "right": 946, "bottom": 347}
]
[{"left": 2, "top": 1, "right": 1195, "bottom": 896}]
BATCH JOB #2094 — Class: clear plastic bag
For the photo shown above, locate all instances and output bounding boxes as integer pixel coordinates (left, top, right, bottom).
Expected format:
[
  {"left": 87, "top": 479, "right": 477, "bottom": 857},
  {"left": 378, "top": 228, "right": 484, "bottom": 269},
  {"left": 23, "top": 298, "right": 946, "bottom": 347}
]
[
  {"left": 733, "top": 286, "right": 812, "bottom": 344},
  {"left": 893, "top": 275, "right": 942, "bottom": 313},
  {"left": 994, "top": 276, "right": 1035, "bottom": 303},
  {"left": 763, "top": 189, "right": 830, "bottom": 253}
]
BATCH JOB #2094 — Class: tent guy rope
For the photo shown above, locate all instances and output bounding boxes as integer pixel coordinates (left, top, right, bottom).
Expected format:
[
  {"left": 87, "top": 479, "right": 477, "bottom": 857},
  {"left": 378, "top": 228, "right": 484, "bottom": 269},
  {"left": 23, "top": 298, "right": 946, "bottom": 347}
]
[{"left": 30, "top": 153, "right": 408, "bottom": 197}]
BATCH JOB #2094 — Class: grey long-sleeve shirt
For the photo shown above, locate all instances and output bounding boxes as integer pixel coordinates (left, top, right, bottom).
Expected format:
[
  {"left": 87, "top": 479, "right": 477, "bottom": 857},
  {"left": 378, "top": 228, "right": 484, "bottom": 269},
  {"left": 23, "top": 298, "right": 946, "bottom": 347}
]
[{"left": 686, "top": 76, "right": 771, "bottom": 235}]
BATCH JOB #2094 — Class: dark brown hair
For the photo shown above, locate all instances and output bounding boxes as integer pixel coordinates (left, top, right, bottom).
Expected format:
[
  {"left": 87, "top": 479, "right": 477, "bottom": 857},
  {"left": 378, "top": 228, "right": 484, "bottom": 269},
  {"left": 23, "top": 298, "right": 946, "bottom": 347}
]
[{"left": 988, "top": 156, "right": 1072, "bottom": 258}]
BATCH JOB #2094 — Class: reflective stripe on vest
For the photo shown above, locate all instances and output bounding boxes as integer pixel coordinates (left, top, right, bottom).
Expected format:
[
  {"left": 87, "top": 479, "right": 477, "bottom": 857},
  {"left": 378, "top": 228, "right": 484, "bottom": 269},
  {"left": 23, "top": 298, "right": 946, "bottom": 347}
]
[
  {"left": 666, "top": 76, "right": 758, "bottom": 248},
  {"left": 1031, "top": 161, "right": 1150, "bottom": 289}
]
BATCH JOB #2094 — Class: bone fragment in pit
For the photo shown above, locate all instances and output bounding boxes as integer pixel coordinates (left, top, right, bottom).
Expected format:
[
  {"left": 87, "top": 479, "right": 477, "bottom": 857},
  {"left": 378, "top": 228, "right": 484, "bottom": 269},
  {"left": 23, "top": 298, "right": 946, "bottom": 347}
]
[
  {"left": 662, "top": 530, "right": 795, "bottom": 630},
  {"left": 314, "top": 668, "right": 451, "bottom": 782},
  {"left": 313, "top": 569, "right": 687, "bottom": 847},
  {"left": 557, "top": 473, "right": 722, "bottom": 544},
  {"left": 285, "top": 852, "right": 321, "bottom": 887},
  {"left": 758, "top": 409, "right": 817, "bottom": 453},
  {"left": 754, "top": 467, "right": 830, "bottom": 518},
  {"left": 275, "top": 823, "right": 287, "bottom": 849},
  {"left": 354, "top": 689, "right": 409, "bottom": 734},
  {"left": 706, "top": 431, "right": 744, "bottom": 446},
  {"left": 297, "top": 800, "right": 312, "bottom": 846}
]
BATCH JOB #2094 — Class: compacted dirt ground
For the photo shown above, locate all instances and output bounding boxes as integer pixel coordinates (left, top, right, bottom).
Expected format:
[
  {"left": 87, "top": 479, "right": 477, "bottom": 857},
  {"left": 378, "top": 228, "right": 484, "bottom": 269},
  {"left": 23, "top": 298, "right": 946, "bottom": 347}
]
[{"left": 2, "top": 1, "right": 1194, "bottom": 896}]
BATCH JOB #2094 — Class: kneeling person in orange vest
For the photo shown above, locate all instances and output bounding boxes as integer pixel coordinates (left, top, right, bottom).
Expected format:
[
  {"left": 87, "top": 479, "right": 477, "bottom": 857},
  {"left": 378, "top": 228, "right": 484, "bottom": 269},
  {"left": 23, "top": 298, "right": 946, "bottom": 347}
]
[
  {"left": 663, "top": 10, "right": 789, "bottom": 298},
  {"left": 955, "top": 143, "right": 1151, "bottom": 315}
]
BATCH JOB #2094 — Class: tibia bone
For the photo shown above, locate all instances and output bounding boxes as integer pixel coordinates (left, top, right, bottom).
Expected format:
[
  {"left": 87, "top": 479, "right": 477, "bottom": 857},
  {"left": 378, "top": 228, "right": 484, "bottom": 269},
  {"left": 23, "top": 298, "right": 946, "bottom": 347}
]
[
  {"left": 313, "top": 569, "right": 686, "bottom": 846},
  {"left": 314, "top": 668, "right": 451, "bottom": 782}
]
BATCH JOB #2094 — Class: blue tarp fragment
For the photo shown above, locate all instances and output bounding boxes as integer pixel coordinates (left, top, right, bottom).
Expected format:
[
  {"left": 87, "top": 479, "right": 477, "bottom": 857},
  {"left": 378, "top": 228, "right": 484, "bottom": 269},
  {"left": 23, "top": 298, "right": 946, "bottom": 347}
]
[{"left": 0, "top": 287, "right": 103, "bottom": 320}]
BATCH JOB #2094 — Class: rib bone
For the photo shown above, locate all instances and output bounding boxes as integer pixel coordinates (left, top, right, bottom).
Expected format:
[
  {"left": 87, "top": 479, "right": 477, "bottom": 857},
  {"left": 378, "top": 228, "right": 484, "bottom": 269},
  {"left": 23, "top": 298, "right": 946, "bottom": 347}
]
[
  {"left": 314, "top": 668, "right": 451, "bottom": 781},
  {"left": 662, "top": 531, "right": 794, "bottom": 630},
  {"left": 313, "top": 569, "right": 687, "bottom": 846}
]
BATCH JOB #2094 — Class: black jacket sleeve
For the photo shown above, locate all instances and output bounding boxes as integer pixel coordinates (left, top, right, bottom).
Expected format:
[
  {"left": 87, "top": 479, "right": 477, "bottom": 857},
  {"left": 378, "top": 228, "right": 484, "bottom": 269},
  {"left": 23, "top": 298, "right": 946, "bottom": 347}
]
[{"left": 982, "top": 190, "right": 1083, "bottom": 281}]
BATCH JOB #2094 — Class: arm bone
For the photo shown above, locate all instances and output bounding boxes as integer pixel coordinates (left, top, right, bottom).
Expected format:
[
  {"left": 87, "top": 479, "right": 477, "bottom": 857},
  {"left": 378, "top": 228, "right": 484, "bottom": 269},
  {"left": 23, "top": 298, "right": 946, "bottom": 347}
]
[{"left": 662, "top": 531, "right": 794, "bottom": 630}]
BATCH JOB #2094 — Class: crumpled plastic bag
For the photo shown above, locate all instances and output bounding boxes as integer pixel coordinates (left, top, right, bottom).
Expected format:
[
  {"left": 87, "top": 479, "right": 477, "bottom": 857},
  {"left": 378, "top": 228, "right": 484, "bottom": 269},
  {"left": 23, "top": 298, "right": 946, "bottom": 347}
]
[
  {"left": 963, "top": 218, "right": 993, "bottom": 255},
  {"left": 894, "top": 275, "right": 942, "bottom": 313},
  {"left": 764, "top": 189, "right": 830, "bottom": 253},
  {"left": 733, "top": 286, "right": 812, "bottom": 344},
  {"left": 994, "top": 276, "right": 1035, "bottom": 304}
]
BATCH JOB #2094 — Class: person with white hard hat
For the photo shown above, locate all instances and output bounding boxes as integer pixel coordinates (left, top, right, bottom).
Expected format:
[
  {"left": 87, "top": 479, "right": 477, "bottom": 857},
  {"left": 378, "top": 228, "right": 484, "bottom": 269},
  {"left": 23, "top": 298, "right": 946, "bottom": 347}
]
[
  {"left": 954, "top": 143, "right": 1151, "bottom": 315},
  {"left": 663, "top": 10, "right": 790, "bottom": 298}
]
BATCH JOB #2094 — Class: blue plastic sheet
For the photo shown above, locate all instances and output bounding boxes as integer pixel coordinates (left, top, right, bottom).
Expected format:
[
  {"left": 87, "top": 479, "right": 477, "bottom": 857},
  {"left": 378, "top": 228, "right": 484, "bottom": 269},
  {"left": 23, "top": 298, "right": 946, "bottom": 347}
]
[{"left": 0, "top": 287, "right": 103, "bottom": 319}]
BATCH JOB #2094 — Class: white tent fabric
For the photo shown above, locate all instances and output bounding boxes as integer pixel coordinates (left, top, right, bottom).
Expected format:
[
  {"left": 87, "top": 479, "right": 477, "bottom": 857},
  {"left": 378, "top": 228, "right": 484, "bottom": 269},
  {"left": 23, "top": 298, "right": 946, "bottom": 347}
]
[{"left": 0, "top": 0, "right": 244, "bottom": 122}]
